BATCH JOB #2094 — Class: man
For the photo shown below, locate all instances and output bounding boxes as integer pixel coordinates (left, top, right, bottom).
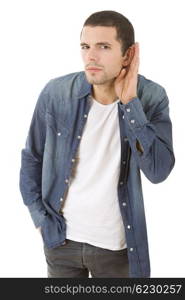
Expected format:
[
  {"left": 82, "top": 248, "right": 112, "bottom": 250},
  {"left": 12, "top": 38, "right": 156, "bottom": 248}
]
[{"left": 19, "top": 10, "right": 175, "bottom": 278}]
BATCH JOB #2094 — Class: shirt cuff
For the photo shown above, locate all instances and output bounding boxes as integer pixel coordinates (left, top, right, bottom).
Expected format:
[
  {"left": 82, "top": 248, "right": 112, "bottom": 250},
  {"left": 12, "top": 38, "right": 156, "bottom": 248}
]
[
  {"left": 119, "top": 97, "right": 155, "bottom": 156},
  {"left": 119, "top": 97, "right": 148, "bottom": 127},
  {"left": 27, "top": 200, "right": 48, "bottom": 228}
]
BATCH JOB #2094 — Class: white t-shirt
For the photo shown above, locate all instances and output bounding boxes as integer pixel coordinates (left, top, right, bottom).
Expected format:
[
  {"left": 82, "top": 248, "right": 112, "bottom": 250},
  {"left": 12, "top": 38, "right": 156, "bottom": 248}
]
[{"left": 61, "top": 96, "right": 127, "bottom": 250}]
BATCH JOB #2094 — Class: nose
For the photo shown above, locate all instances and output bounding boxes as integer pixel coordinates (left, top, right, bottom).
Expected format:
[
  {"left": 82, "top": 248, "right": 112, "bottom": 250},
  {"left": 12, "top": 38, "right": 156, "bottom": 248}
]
[{"left": 86, "top": 48, "right": 98, "bottom": 62}]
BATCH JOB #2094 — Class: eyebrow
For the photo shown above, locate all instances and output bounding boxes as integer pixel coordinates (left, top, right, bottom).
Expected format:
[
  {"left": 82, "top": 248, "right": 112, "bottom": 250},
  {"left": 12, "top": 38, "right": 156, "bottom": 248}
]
[{"left": 80, "top": 42, "right": 112, "bottom": 46}]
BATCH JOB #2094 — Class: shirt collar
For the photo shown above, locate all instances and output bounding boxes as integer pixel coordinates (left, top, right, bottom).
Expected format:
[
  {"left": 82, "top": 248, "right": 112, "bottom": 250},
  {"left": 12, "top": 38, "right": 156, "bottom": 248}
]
[{"left": 76, "top": 71, "right": 92, "bottom": 99}]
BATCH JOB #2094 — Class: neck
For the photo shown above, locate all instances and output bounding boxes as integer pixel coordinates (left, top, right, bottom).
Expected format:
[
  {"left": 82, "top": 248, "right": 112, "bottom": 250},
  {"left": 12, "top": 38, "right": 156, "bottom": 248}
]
[{"left": 92, "top": 81, "right": 118, "bottom": 105}]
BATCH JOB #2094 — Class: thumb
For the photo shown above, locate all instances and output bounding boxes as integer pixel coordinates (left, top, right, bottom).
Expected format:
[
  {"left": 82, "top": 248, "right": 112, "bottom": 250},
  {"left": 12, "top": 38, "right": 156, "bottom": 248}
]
[{"left": 116, "top": 67, "right": 126, "bottom": 82}]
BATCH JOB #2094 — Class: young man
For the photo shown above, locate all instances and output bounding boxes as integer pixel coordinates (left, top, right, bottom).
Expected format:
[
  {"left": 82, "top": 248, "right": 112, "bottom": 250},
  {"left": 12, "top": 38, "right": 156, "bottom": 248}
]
[{"left": 19, "top": 10, "right": 175, "bottom": 278}]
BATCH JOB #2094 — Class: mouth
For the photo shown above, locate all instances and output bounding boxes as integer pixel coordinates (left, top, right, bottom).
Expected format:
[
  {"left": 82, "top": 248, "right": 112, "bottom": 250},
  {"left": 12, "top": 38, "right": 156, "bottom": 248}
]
[{"left": 86, "top": 67, "right": 102, "bottom": 72}]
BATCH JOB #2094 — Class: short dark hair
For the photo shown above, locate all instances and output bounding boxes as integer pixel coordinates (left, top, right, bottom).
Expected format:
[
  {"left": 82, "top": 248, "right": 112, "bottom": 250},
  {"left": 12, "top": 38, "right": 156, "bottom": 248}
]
[{"left": 82, "top": 10, "right": 135, "bottom": 56}]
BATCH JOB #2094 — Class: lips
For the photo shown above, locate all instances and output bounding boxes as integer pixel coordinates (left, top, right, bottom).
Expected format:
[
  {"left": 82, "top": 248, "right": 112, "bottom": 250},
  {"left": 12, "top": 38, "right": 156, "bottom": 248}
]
[{"left": 86, "top": 68, "right": 102, "bottom": 71}]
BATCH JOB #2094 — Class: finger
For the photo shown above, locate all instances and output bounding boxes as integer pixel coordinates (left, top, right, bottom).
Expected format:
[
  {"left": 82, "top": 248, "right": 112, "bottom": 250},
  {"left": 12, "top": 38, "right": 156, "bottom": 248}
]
[
  {"left": 131, "top": 43, "right": 139, "bottom": 63},
  {"left": 129, "top": 43, "right": 139, "bottom": 73},
  {"left": 130, "top": 58, "right": 139, "bottom": 75},
  {"left": 129, "top": 59, "right": 139, "bottom": 75},
  {"left": 135, "top": 42, "right": 139, "bottom": 56},
  {"left": 117, "top": 67, "right": 127, "bottom": 79}
]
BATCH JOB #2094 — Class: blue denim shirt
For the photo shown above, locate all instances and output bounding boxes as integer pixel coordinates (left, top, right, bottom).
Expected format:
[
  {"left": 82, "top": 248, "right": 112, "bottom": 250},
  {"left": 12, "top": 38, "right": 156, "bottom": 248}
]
[{"left": 19, "top": 71, "right": 175, "bottom": 277}]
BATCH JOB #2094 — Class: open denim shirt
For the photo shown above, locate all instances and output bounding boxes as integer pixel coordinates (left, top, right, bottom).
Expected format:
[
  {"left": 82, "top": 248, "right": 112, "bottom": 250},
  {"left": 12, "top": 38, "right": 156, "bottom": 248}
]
[{"left": 19, "top": 71, "right": 175, "bottom": 277}]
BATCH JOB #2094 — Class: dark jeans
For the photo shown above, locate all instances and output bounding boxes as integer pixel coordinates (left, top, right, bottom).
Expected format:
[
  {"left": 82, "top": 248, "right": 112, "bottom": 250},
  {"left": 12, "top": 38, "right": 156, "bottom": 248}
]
[{"left": 43, "top": 239, "right": 129, "bottom": 278}]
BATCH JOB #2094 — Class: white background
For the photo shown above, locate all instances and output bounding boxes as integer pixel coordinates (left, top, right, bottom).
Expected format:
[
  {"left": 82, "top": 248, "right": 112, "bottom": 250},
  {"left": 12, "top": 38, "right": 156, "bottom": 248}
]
[{"left": 0, "top": 0, "right": 184, "bottom": 277}]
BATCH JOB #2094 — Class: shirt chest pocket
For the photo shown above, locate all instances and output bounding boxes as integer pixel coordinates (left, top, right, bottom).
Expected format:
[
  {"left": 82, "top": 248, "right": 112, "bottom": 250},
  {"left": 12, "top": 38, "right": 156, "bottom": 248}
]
[{"left": 44, "top": 112, "right": 70, "bottom": 159}]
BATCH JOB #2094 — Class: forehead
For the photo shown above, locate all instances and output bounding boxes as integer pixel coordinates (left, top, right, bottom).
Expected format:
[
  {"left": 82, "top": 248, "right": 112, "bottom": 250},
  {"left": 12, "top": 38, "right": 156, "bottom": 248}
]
[{"left": 81, "top": 26, "right": 118, "bottom": 44}]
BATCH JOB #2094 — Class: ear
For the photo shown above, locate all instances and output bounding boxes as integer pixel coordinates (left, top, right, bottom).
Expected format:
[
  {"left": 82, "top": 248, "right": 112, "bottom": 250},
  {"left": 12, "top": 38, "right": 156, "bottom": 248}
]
[{"left": 121, "top": 46, "right": 133, "bottom": 67}]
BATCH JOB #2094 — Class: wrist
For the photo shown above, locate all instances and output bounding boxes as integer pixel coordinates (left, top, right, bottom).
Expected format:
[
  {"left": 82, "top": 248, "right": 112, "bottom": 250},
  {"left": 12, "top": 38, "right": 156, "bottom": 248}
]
[{"left": 121, "top": 95, "right": 137, "bottom": 105}]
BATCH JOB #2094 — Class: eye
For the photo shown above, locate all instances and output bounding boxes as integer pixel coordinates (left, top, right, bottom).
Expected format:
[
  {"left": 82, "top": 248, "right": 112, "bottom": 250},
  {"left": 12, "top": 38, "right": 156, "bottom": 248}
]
[
  {"left": 100, "top": 45, "right": 110, "bottom": 49},
  {"left": 81, "top": 45, "right": 89, "bottom": 50}
]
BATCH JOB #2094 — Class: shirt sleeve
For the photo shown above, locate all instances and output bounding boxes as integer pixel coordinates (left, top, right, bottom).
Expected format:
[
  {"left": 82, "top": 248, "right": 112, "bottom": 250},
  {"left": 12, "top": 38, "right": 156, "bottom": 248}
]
[
  {"left": 118, "top": 88, "right": 175, "bottom": 183},
  {"left": 19, "top": 83, "right": 50, "bottom": 227}
]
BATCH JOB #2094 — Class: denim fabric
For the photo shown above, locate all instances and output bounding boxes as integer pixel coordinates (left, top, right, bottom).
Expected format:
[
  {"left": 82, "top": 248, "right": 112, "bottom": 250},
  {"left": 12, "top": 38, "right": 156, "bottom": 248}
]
[
  {"left": 19, "top": 71, "right": 175, "bottom": 277},
  {"left": 43, "top": 239, "right": 129, "bottom": 278}
]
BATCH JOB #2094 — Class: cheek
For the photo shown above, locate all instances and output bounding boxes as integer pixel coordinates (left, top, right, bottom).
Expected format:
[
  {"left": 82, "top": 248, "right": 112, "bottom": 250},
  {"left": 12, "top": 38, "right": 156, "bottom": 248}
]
[
  {"left": 105, "top": 54, "right": 122, "bottom": 69},
  {"left": 115, "top": 60, "right": 123, "bottom": 73},
  {"left": 107, "top": 63, "right": 122, "bottom": 77}
]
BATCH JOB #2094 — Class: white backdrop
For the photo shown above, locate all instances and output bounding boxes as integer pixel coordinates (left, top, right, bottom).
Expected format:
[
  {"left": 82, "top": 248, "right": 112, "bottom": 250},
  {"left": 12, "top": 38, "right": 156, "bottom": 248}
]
[{"left": 0, "top": 0, "right": 184, "bottom": 277}]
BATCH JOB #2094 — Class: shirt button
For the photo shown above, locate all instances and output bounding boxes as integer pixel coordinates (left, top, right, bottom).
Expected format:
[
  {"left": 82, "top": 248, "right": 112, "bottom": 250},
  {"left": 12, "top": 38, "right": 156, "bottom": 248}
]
[
  {"left": 77, "top": 135, "right": 81, "bottom": 139},
  {"left": 122, "top": 115, "right": 125, "bottom": 119},
  {"left": 126, "top": 108, "right": 131, "bottom": 112},
  {"left": 122, "top": 160, "right": 126, "bottom": 165},
  {"left": 60, "top": 198, "right": 63, "bottom": 202},
  {"left": 59, "top": 208, "right": 63, "bottom": 215},
  {"left": 84, "top": 114, "right": 88, "bottom": 118},
  {"left": 120, "top": 181, "right": 123, "bottom": 185},
  {"left": 57, "top": 132, "right": 61, "bottom": 136},
  {"left": 65, "top": 179, "right": 69, "bottom": 184},
  {"left": 71, "top": 158, "right": 75, "bottom": 163},
  {"left": 130, "top": 119, "right": 135, "bottom": 124},
  {"left": 127, "top": 225, "right": 131, "bottom": 229},
  {"left": 124, "top": 137, "right": 128, "bottom": 142},
  {"left": 130, "top": 248, "right": 134, "bottom": 252},
  {"left": 122, "top": 202, "right": 127, "bottom": 206}
]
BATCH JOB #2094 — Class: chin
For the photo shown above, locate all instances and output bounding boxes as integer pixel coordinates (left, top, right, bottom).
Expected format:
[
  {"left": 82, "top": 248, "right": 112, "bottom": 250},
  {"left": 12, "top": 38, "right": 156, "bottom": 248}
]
[
  {"left": 84, "top": 72, "right": 110, "bottom": 85},
  {"left": 84, "top": 73, "right": 97, "bottom": 84}
]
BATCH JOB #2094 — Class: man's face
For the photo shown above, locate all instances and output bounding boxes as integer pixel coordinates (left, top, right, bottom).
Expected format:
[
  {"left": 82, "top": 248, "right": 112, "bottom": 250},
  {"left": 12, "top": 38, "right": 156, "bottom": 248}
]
[{"left": 80, "top": 26, "right": 125, "bottom": 85}]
